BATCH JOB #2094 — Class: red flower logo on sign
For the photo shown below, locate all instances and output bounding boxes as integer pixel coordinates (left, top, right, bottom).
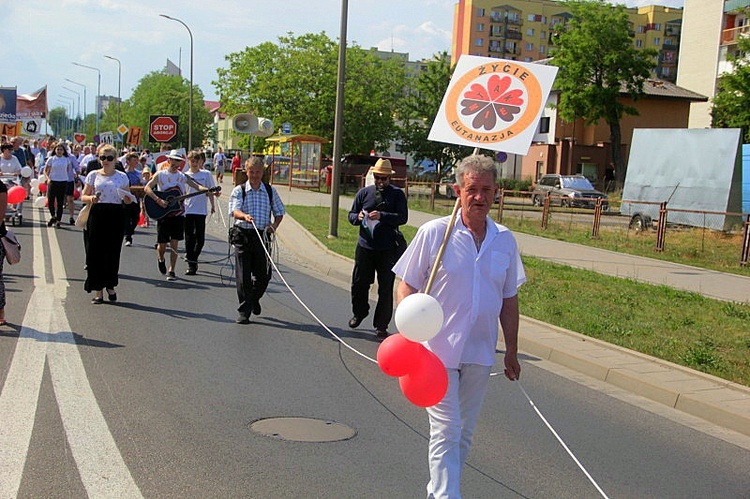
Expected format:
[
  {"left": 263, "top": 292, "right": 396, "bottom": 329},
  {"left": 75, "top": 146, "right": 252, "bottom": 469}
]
[{"left": 459, "top": 75, "right": 525, "bottom": 130}]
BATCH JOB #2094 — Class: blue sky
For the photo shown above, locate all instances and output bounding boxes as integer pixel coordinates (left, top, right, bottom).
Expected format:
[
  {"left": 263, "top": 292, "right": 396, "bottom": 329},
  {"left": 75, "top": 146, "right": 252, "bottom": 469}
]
[{"left": 5, "top": 0, "right": 683, "bottom": 115}]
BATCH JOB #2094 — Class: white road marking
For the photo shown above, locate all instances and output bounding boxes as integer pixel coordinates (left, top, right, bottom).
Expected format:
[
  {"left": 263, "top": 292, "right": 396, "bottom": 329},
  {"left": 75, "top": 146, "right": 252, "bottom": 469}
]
[{"left": 0, "top": 207, "right": 142, "bottom": 497}]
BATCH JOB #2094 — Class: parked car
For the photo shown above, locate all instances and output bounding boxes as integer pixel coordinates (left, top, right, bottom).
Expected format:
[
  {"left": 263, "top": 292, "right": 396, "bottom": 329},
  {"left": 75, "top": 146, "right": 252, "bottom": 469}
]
[{"left": 531, "top": 174, "right": 609, "bottom": 210}]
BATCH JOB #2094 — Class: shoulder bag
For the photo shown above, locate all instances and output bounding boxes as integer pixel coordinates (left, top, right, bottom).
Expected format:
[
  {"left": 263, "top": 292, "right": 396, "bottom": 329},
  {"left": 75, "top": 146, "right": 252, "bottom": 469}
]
[{"left": 2, "top": 229, "right": 21, "bottom": 265}]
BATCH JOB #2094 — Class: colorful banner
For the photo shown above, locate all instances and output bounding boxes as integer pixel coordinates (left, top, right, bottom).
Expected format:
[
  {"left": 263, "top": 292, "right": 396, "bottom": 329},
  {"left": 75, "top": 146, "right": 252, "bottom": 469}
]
[
  {"left": 0, "top": 87, "right": 17, "bottom": 124},
  {"left": 16, "top": 86, "right": 47, "bottom": 120}
]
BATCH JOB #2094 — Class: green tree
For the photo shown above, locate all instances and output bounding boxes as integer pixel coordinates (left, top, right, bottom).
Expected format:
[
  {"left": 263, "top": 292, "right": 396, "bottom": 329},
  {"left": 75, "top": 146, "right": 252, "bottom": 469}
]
[
  {"left": 711, "top": 22, "right": 750, "bottom": 141},
  {"left": 551, "top": 0, "right": 657, "bottom": 187},
  {"left": 394, "top": 52, "right": 473, "bottom": 175},
  {"left": 48, "top": 106, "right": 73, "bottom": 139},
  {"left": 214, "top": 32, "right": 406, "bottom": 156},
  {"left": 115, "top": 71, "right": 211, "bottom": 149}
]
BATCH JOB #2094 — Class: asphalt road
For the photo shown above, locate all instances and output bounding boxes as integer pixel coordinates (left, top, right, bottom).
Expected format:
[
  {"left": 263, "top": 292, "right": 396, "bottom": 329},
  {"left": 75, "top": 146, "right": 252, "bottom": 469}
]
[{"left": 0, "top": 206, "right": 748, "bottom": 498}]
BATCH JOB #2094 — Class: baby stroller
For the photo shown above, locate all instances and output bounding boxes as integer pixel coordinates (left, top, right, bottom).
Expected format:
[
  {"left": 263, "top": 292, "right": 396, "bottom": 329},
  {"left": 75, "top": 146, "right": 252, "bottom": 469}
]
[{"left": 1, "top": 172, "right": 26, "bottom": 227}]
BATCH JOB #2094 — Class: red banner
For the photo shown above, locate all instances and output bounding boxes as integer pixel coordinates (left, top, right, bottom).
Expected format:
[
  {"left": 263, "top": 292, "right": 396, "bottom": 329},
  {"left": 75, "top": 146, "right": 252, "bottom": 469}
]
[{"left": 17, "top": 86, "right": 47, "bottom": 120}]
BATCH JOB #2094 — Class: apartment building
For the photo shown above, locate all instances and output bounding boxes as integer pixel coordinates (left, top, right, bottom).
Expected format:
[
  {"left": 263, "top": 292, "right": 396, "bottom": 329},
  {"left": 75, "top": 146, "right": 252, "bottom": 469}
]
[
  {"left": 676, "top": 0, "right": 750, "bottom": 129},
  {"left": 452, "top": 0, "right": 683, "bottom": 81}
]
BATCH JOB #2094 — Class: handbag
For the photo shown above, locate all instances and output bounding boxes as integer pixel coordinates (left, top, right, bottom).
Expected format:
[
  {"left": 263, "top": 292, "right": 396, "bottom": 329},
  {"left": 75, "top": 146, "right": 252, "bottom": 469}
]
[
  {"left": 394, "top": 229, "right": 408, "bottom": 259},
  {"left": 228, "top": 225, "right": 251, "bottom": 248},
  {"left": 75, "top": 203, "right": 91, "bottom": 228},
  {"left": 1, "top": 230, "right": 21, "bottom": 265}
]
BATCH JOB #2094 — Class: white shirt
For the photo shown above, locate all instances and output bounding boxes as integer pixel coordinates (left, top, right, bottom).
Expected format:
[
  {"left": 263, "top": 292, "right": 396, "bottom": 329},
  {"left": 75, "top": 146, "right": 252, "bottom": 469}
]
[
  {"left": 85, "top": 170, "right": 130, "bottom": 204},
  {"left": 0, "top": 155, "right": 22, "bottom": 175},
  {"left": 46, "top": 156, "right": 74, "bottom": 182},
  {"left": 184, "top": 169, "right": 216, "bottom": 215},
  {"left": 392, "top": 211, "right": 526, "bottom": 369}
]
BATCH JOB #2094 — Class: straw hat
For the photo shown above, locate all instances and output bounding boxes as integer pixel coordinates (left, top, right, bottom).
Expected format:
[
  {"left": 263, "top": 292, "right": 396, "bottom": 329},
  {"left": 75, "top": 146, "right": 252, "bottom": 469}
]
[{"left": 371, "top": 158, "right": 394, "bottom": 176}]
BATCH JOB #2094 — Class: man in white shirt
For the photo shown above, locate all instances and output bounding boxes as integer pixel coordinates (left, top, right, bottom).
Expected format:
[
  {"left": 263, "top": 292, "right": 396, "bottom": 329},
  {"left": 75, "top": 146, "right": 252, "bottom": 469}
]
[
  {"left": 183, "top": 150, "right": 216, "bottom": 275},
  {"left": 393, "top": 154, "right": 525, "bottom": 499}
]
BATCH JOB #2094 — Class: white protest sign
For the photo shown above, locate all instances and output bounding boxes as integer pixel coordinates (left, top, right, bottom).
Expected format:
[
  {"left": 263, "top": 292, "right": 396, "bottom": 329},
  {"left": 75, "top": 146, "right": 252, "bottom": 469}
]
[{"left": 428, "top": 55, "right": 558, "bottom": 155}]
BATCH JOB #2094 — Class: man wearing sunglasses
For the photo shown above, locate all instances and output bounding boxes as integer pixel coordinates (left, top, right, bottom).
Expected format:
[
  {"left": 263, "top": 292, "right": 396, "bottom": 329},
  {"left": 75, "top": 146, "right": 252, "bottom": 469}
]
[{"left": 347, "top": 158, "right": 408, "bottom": 339}]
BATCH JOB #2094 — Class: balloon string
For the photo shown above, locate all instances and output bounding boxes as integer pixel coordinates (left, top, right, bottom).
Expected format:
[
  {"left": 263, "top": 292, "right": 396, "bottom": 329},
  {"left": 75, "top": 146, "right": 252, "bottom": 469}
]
[
  {"left": 497, "top": 376, "right": 610, "bottom": 499},
  {"left": 248, "top": 220, "right": 377, "bottom": 365}
]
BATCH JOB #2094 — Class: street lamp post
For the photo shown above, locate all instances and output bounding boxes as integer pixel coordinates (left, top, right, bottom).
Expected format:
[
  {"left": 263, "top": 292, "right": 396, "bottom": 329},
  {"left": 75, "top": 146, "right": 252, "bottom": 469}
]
[
  {"left": 61, "top": 86, "right": 81, "bottom": 132},
  {"left": 104, "top": 55, "right": 122, "bottom": 128},
  {"left": 160, "top": 14, "right": 193, "bottom": 150},
  {"left": 58, "top": 96, "right": 75, "bottom": 137},
  {"left": 328, "top": 0, "right": 348, "bottom": 238},
  {"left": 64, "top": 78, "right": 87, "bottom": 136},
  {"left": 72, "top": 62, "right": 102, "bottom": 137}
]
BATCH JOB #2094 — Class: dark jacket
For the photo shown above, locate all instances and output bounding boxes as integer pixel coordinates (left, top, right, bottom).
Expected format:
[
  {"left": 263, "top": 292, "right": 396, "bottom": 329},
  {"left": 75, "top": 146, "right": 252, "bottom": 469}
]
[{"left": 348, "top": 184, "right": 408, "bottom": 251}]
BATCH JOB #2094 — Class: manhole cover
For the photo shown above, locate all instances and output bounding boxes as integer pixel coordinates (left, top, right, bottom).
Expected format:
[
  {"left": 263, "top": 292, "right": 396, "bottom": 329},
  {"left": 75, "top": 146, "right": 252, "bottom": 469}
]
[{"left": 249, "top": 417, "right": 357, "bottom": 442}]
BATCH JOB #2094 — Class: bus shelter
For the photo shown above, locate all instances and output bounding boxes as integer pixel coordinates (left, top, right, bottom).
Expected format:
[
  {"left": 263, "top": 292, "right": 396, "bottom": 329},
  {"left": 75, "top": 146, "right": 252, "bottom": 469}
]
[{"left": 265, "top": 134, "right": 328, "bottom": 190}]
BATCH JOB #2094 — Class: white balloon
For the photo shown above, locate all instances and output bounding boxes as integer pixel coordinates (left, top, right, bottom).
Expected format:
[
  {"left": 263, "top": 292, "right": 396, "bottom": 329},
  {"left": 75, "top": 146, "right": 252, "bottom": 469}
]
[
  {"left": 20, "top": 166, "right": 33, "bottom": 178},
  {"left": 30, "top": 178, "right": 40, "bottom": 188},
  {"left": 38, "top": 174, "right": 47, "bottom": 183},
  {"left": 33, "top": 196, "right": 47, "bottom": 208},
  {"left": 395, "top": 293, "right": 444, "bottom": 342},
  {"left": 30, "top": 186, "right": 39, "bottom": 196}
]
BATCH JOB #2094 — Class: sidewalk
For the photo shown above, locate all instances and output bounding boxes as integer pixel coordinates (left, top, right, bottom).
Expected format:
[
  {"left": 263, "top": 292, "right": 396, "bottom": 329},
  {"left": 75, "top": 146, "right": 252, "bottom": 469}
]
[{"left": 273, "top": 187, "right": 750, "bottom": 438}]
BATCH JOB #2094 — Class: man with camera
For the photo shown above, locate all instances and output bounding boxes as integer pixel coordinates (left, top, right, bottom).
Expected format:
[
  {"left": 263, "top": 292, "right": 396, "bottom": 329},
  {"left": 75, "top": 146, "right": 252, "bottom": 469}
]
[{"left": 228, "top": 156, "right": 285, "bottom": 324}]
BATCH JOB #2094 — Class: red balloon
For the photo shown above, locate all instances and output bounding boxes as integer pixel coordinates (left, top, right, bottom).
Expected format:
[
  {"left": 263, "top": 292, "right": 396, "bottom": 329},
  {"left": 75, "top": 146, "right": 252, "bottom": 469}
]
[
  {"left": 377, "top": 333, "right": 424, "bottom": 377},
  {"left": 38, "top": 182, "right": 48, "bottom": 194},
  {"left": 398, "top": 348, "right": 449, "bottom": 407},
  {"left": 7, "top": 186, "right": 26, "bottom": 204},
  {"left": 73, "top": 189, "right": 81, "bottom": 200}
]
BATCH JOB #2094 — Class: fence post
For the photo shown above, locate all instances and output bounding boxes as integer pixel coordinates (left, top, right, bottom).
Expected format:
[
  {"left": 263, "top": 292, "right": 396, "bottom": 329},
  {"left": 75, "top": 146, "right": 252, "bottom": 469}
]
[
  {"left": 496, "top": 189, "right": 505, "bottom": 223},
  {"left": 741, "top": 214, "right": 750, "bottom": 266},
  {"left": 541, "top": 192, "right": 550, "bottom": 230},
  {"left": 655, "top": 201, "right": 667, "bottom": 252},
  {"left": 592, "top": 198, "right": 602, "bottom": 238}
]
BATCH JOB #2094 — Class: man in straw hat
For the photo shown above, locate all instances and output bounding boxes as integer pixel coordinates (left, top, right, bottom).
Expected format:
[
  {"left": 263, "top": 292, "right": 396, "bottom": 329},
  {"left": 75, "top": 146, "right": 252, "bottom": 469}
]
[
  {"left": 392, "top": 154, "right": 525, "bottom": 498},
  {"left": 347, "top": 157, "right": 408, "bottom": 339}
]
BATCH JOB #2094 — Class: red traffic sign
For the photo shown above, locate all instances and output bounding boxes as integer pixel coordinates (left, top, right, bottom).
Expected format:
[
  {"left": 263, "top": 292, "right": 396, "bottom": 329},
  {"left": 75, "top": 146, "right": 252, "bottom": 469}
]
[{"left": 149, "top": 115, "right": 178, "bottom": 143}]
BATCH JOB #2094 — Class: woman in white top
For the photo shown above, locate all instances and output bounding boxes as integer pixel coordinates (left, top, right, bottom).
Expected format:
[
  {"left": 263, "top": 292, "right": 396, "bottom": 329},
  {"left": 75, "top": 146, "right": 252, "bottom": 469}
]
[
  {"left": 81, "top": 144, "right": 133, "bottom": 304},
  {"left": 44, "top": 144, "right": 75, "bottom": 228},
  {"left": 0, "top": 143, "right": 23, "bottom": 176}
]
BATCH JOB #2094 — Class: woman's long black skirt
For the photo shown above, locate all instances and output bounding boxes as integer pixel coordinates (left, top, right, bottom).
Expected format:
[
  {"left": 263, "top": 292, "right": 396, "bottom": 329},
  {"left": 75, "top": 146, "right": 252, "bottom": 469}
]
[{"left": 84, "top": 203, "right": 125, "bottom": 292}]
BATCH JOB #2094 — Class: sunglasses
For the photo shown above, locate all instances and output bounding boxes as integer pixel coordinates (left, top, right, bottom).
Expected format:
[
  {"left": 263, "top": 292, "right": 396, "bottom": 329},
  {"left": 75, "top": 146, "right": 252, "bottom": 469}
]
[
  {"left": 99, "top": 155, "right": 115, "bottom": 161},
  {"left": 374, "top": 175, "right": 390, "bottom": 181}
]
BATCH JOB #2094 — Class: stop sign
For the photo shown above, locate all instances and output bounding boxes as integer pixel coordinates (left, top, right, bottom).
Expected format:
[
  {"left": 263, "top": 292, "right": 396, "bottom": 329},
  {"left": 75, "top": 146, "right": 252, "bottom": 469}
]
[{"left": 149, "top": 115, "right": 178, "bottom": 143}]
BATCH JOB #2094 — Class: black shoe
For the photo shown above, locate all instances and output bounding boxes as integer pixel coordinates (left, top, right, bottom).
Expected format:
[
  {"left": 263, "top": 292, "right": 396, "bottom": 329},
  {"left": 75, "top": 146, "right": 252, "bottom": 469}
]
[
  {"left": 166, "top": 271, "right": 176, "bottom": 281},
  {"left": 124, "top": 237, "right": 132, "bottom": 247},
  {"left": 69, "top": 217, "right": 75, "bottom": 225},
  {"left": 55, "top": 221, "right": 61, "bottom": 229},
  {"left": 348, "top": 315, "right": 366, "bottom": 328},
  {"left": 375, "top": 329, "right": 389, "bottom": 339},
  {"left": 107, "top": 289, "right": 117, "bottom": 302},
  {"left": 158, "top": 259, "right": 167, "bottom": 275},
  {"left": 235, "top": 315, "right": 250, "bottom": 324},
  {"left": 47, "top": 217, "right": 55, "bottom": 227},
  {"left": 185, "top": 267, "right": 197, "bottom": 275},
  {"left": 91, "top": 296, "right": 104, "bottom": 305},
  {"left": 252, "top": 301, "right": 261, "bottom": 315}
]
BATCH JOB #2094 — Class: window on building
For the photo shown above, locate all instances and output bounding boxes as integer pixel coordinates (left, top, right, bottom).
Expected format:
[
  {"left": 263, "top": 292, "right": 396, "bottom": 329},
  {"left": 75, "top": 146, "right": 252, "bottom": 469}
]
[
  {"left": 653, "top": 37, "right": 660, "bottom": 45},
  {"left": 477, "top": 8, "right": 485, "bottom": 16},
  {"left": 527, "top": 13, "right": 536, "bottom": 22},
  {"left": 539, "top": 117, "right": 550, "bottom": 134},
  {"left": 654, "top": 23, "right": 661, "bottom": 31},
  {"left": 526, "top": 42, "right": 534, "bottom": 51},
  {"left": 637, "top": 25, "right": 645, "bottom": 34},
  {"left": 539, "top": 45, "right": 545, "bottom": 54},
  {"left": 527, "top": 28, "right": 535, "bottom": 36},
  {"left": 524, "top": 57, "right": 533, "bottom": 62},
  {"left": 541, "top": 30, "right": 547, "bottom": 39},
  {"left": 477, "top": 23, "right": 484, "bottom": 32},
  {"left": 475, "top": 38, "right": 484, "bottom": 47},
  {"left": 635, "top": 39, "right": 643, "bottom": 48}
]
